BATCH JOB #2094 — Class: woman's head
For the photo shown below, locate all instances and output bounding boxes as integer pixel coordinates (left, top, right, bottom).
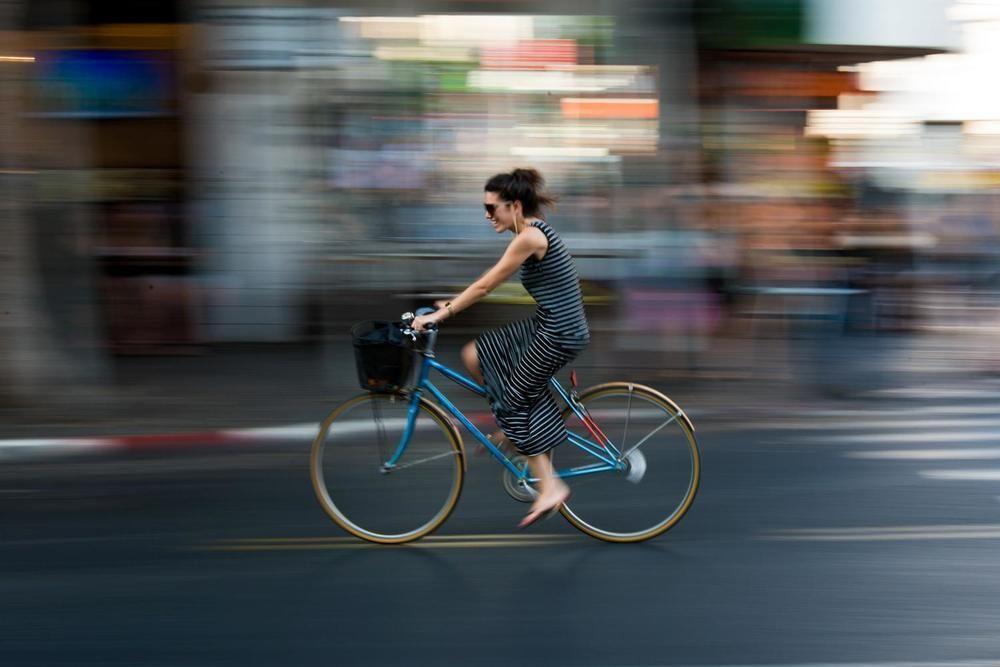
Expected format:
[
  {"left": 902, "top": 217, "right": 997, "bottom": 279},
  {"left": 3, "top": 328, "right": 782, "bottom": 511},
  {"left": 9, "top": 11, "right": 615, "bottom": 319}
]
[{"left": 483, "top": 168, "right": 557, "bottom": 233}]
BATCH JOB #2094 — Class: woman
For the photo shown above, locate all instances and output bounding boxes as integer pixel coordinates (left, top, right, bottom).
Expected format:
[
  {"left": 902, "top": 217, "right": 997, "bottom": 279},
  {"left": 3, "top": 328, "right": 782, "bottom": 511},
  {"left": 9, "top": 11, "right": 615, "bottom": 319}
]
[{"left": 412, "top": 168, "right": 590, "bottom": 528}]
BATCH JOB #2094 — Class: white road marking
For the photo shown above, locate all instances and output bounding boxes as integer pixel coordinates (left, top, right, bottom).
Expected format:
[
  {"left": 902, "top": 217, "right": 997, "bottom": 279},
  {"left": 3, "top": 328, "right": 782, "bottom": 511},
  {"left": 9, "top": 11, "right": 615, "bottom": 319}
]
[
  {"left": 808, "top": 431, "right": 1000, "bottom": 444},
  {"left": 765, "top": 524, "right": 1000, "bottom": 542},
  {"left": 797, "top": 405, "right": 999, "bottom": 418},
  {"left": 865, "top": 387, "right": 1000, "bottom": 399},
  {"left": 920, "top": 469, "right": 1000, "bottom": 481},
  {"left": 761, "top": 418, "right": 1000, "bottom": 431},
  {"left": 849, "top": 448, "right": 1000, "bottom": 460}
]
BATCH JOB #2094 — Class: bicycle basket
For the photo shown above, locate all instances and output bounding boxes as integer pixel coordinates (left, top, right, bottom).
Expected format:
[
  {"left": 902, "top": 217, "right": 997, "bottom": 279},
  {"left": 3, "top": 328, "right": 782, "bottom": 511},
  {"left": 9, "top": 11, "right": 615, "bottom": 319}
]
[{"left": 351, "top": 320, "right": 414, "bottom": 391}]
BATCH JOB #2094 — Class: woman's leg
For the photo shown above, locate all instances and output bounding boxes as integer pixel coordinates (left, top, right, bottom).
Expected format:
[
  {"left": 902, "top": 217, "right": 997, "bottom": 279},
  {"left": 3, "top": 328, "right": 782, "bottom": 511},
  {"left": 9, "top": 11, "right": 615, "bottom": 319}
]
[
  {"left": 520, "top": 451, "right": 570, "bottom": 528},
  {"left": 467, "top": 340, "right": 511, "bottom": 448},
  {"left": 461, "top": 340, "right": 483, "bottom": 385}
]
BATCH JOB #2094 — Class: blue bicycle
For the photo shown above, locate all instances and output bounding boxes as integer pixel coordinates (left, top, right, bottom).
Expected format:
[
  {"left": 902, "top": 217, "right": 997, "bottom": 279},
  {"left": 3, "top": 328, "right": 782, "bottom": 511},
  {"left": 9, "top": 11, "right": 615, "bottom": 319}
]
[{"left": 310, "top": 308, "right": 700, "bottom": 544}]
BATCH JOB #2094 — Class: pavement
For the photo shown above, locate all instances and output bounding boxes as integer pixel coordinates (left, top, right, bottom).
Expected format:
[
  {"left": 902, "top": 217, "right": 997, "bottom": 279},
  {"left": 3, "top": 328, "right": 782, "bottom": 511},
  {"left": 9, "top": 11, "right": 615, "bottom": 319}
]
[
  {"left": 0, "top": 327, "right": 994, "bottom": 460},
  {"left": 5, "top": 376, "right": 1000, "bottom": 665}
]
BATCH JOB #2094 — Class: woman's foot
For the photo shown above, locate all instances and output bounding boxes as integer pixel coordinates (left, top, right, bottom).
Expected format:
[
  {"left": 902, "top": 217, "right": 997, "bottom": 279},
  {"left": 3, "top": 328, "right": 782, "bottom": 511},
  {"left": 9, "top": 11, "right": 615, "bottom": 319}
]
[{"left": 518, "top": 483, "right": 570, "bottom": 528}]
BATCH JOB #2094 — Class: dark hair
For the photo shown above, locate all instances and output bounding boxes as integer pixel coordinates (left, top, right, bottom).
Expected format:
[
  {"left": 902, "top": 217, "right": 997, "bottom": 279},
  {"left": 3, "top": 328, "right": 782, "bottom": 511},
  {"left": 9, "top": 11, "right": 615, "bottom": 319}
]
[{"left": 484, "top": 168, "right": 557, "bottom": 217}]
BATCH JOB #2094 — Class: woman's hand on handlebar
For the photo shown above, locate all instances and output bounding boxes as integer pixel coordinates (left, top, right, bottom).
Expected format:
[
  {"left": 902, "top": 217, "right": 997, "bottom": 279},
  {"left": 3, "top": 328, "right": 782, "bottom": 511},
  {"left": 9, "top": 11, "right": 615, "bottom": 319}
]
[{"left": 412, "top": 311, "right": 442, "bottom": 333}]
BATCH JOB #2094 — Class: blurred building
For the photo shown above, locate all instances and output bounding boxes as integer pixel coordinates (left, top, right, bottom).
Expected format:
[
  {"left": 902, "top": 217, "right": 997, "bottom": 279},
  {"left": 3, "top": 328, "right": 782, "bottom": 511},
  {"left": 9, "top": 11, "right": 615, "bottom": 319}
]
[
  {"left": 2, "top": 0, "right": 997, "bottom": 402},
  {"left": 690, "top": 0, "right": 971, "bottom": 386},
  {"left": 185, "top": 2, "right": 701, "bottom": 342}
]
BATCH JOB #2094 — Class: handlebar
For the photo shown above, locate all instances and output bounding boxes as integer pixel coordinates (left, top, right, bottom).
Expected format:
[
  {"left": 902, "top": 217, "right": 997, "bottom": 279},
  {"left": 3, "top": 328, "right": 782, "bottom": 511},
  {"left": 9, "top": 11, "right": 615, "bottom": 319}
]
[
  {"left": 400, "top": 307, "right": 440, "bottom": 358},
  {"left": 400, "top": 306, "right": 439, "bottom": 344}
]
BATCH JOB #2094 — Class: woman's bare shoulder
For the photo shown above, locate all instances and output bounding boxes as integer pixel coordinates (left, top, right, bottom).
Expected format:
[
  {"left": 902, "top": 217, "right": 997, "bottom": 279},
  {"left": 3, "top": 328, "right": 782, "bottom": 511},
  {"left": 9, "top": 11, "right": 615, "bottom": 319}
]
[{"left": 520, "top": 225, "right": 548, "bottom": 260}]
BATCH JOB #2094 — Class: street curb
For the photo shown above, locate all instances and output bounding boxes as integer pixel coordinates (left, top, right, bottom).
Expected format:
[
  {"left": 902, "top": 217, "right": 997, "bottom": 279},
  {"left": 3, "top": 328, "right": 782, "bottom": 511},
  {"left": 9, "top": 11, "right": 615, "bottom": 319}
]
[
  {"left": 0, "top": 404, "right": 754, "bottom": 462},
  {"left": 0, "top": 428, "right": 294, "bottom": 461},
  {"left": 0, "top": 412, "right": 500, "bottom": 461}
]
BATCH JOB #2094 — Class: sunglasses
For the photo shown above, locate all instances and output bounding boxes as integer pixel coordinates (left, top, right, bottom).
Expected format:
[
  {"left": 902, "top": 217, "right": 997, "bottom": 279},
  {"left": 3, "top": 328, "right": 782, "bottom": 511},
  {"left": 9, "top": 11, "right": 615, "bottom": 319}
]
[{"left": 483, "top": 202, "right": 508, "bottom": 216}]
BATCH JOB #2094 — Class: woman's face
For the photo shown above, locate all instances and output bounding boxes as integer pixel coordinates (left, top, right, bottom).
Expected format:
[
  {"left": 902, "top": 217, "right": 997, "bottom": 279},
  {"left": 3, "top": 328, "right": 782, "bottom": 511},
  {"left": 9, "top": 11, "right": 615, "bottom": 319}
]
[{"left": 483, "top": 191, "right": 517, "bottom": 234}]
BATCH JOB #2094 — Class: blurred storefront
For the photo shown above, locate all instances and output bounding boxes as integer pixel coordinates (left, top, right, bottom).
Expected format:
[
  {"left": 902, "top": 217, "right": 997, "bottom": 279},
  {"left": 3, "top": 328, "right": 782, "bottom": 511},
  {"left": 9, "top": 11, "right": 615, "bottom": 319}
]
[
  {"left": 186, "top": 2, "right": 701, "bottom": 342},
  {"left": 5, "top": 0, "right": 996, "bottom": 394},
  {"left": 693, "top": 0, "right": 964, "bottom": 355},
  {"left": 10, "top": 18, "right": 197, "bottom": 367}
]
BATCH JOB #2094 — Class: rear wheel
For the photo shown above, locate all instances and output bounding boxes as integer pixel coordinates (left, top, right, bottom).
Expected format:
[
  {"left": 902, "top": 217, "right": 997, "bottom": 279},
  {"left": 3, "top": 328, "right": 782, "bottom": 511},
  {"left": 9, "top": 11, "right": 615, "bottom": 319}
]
[
  {"left": 310, "top": 392, "right": 465, "bottom": 544},
  {"left": 556, "top": 382, "right": 700, "bottom": 542}
]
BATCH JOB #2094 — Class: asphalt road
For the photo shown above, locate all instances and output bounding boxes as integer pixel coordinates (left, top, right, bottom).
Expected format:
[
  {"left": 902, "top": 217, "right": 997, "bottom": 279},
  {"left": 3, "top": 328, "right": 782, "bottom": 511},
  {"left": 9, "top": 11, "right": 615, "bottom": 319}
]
[{"left": 4, "top": 383, "right": 1000, "bottom": 666}]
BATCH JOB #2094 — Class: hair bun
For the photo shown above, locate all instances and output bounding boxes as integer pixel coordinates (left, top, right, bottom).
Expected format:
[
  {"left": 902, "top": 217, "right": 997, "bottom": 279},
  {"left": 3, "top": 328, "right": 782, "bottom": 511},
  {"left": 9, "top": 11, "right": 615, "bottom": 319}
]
[
  {"left": 484, "top": 167, "right": 557, "bottom": 217},
  {"left": 511, "top": 168, "right": 543, "bottom": 188}
]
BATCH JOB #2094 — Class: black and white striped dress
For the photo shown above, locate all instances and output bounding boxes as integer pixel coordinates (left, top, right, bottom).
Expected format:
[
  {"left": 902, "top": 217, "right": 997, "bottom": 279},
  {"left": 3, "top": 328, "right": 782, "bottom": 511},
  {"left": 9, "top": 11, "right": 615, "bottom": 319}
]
[{"left": 476, "top": 220, "right": 590, "bottom": 456}]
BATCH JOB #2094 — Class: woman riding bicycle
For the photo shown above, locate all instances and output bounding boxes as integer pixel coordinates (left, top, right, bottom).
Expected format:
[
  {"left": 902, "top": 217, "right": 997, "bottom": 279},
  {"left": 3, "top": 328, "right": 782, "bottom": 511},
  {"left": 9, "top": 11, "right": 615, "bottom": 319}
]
[{"left": 412, "top": 168, "right": 590, "bottom": 528}]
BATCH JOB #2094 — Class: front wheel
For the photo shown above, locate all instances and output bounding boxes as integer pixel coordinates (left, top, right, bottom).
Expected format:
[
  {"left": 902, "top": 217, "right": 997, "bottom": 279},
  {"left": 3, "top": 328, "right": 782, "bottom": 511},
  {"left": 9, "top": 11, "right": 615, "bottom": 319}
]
[
  {"left": 310, "top": 392, "right": 465, "bottom": 543},
  {"left": 556, "top": 382, "right": 700, "bottom": 542}
]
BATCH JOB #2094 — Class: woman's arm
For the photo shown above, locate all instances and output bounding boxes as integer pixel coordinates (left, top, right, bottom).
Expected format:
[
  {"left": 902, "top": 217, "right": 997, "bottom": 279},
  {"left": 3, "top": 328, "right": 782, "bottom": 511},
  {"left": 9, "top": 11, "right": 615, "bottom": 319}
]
[{"left": 413, "top": 228, "right": 546, "bottom": 331}]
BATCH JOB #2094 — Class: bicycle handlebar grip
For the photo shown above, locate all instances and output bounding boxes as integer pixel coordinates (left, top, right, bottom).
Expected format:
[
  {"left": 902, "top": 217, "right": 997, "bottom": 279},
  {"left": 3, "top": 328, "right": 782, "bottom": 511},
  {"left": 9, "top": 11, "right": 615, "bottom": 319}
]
[
  {"left": 400, "top": 309, "right": 438, "bottom": 332},
  {"left": 415, "top": 306, "right": 439, "bottom": 331}
]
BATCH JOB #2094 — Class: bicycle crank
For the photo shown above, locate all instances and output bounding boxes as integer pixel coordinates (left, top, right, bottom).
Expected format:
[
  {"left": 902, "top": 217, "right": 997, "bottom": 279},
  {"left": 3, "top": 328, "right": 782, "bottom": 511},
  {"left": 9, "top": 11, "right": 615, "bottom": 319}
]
[{"left": 501, "top": 455, "right": 538, "bottom": 503}]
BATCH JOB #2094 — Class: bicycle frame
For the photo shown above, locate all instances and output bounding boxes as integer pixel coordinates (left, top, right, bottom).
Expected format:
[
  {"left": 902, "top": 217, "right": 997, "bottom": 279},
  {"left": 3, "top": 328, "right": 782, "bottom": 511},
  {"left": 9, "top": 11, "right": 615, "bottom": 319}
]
[{"left": 383, "top": 352, "right": 626, "bottom": 484}]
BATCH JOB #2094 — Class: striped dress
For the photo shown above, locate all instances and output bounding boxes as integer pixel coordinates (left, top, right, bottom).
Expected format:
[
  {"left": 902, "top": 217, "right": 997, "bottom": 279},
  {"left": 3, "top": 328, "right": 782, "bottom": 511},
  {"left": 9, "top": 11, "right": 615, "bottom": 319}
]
[{"left": 476, "top": 220, "right": 590, "bottom": 456}]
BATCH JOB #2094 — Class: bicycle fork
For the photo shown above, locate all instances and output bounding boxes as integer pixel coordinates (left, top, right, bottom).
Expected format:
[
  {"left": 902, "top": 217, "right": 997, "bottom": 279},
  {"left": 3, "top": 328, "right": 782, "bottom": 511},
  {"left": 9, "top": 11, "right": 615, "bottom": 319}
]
[{"left": 377, "top": 392, "right": 423, "bottom": 474}]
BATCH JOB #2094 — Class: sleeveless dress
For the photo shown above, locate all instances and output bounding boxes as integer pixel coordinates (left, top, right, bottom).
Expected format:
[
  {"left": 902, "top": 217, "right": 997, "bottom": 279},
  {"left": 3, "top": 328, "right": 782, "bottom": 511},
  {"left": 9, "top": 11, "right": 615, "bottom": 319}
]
[{"left": 475, "top": 220, "right": 590, "bottom": 456}]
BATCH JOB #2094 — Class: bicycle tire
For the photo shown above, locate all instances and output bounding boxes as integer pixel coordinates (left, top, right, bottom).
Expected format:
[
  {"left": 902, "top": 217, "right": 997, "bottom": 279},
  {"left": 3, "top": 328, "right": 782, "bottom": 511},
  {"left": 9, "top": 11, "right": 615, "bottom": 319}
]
[
  {"left": 557, "top": 382, "right": 700, "bottom": 542},
  {"left": 310, "top": 391, "right": 465, "bottom": 544}
]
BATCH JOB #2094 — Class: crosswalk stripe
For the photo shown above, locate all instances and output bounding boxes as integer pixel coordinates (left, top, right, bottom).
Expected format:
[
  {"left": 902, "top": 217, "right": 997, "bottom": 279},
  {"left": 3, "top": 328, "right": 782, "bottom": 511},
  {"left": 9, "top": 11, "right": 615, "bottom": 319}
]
[
  {"left": 920, "top": 469, "right": 1000, "bottom": 481},
  {"left": 864, "top": 387, "right": 1000, "bottom": 399},
  {"left": 849, "top": 448, "right": 1000, "bottom": 460},
  {"left": 760, "top": 418, "right": 1000, "bottom": 431},
  {"left": 793, "top": 405, "right": 999, "bottom": 418},
  {"left": 806, "top": 431, "right": 1000, "bottom": 444}
]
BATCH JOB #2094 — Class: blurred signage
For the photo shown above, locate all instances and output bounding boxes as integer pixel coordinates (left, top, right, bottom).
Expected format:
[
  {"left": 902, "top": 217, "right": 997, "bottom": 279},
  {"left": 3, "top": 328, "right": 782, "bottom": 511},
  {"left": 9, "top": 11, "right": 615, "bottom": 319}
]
[
  {"left": 481, "top": 40, "right": 578, "bottom": 70},
  {"left": 32, "top": 50, "right": 174, "bottom": 118},
  {"left": 697, "top": 0, "right": 804, "bottom": 49},
  {"left": 198, "top": 6, "right": 347, "bottom": 70},
  {"left": 733, "top": 70, "right": 858, "bottom": 98},
  {"left": 561, "top": 97, "right": 659, "bottom": 119}
]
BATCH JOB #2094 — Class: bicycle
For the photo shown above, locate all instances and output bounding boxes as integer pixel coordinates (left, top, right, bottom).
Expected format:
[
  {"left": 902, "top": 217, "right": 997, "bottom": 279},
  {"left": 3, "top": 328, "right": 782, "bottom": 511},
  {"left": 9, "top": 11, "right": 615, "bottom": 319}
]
[{"left": 310, "top": 308, "right": 700, "bottom": 544}]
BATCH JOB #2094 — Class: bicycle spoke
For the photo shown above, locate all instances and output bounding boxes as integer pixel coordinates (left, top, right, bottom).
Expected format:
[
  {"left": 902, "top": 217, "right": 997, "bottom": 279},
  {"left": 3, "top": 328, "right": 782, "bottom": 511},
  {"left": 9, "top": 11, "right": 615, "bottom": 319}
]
[
  {"left": 389, "top": 450, "right": 460, "bottom": 472},
  {"left": 558, "top": 384, "right": 699, "bottom": 541},
  {"left": 621, "top": 384, "right": 634, "bottom": 457},
  {"left": 621, "top": 412, "right": 679, "bottom": 460},
  {"left": 312, "top": 393, "right": 464, "bottom": 542}
]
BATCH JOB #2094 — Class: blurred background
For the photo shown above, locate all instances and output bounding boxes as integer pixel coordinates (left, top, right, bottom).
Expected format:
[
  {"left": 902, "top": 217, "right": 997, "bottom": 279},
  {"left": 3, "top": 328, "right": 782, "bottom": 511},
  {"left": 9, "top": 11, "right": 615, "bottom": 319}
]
[{"left": 0, "top": 0, "right": 998, "bottom": 428}]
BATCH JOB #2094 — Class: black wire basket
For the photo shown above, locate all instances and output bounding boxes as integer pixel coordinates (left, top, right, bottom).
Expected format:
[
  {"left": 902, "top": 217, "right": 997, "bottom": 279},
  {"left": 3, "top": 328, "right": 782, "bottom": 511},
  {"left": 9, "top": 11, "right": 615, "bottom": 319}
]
[{"left": 350, "top": 320, "right": 415, "bottom": 391}]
